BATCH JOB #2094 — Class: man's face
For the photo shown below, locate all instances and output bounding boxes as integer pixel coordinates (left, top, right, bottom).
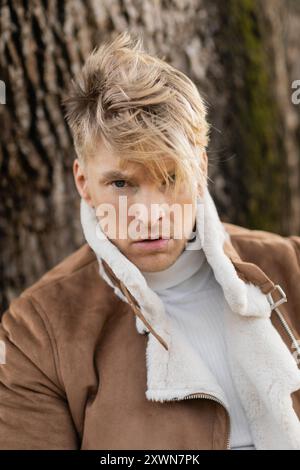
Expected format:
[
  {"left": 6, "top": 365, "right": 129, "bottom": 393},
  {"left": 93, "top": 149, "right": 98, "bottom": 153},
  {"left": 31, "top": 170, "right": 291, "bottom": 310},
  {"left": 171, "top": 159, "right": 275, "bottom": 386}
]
[{"left": 73, "top": 139, "right": 207, "bottom": 272}]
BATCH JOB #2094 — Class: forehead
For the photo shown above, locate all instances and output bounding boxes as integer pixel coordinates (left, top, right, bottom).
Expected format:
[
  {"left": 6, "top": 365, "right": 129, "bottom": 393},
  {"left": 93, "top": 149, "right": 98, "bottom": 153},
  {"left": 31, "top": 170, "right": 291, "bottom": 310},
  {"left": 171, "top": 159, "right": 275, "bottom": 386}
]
[{"left": 88, "top": 138, "right": 175, "bottom": 179}]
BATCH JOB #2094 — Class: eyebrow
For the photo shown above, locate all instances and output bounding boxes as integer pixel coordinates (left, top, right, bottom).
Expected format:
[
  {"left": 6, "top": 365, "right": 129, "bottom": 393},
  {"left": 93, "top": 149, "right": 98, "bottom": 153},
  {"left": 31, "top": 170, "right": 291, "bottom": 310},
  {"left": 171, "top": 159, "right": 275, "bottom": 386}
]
[
  {"left": 99, "top": 167, "right": 176, "bottom": 184},
  {"left": 99, "top": 170, "right": 137, "bottom": 182}
]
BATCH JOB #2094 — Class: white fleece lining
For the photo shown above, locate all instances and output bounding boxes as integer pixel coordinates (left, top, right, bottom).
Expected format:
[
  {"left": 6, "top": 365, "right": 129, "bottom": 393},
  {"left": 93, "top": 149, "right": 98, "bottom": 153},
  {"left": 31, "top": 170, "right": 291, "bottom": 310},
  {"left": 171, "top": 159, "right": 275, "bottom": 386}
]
[{"left": 80, "top": 186, "right": 300, "bottom": 449}]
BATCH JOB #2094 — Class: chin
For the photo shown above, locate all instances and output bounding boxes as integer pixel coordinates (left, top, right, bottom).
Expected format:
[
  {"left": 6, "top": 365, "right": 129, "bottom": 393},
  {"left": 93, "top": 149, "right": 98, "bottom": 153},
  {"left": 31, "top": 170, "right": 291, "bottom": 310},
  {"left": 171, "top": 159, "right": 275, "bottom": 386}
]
[
  {"left": 130, "top": 252, "right": 178, "bottom": 272},
  {"left": 117, "top": 239, "right": 185, "bottom": 272}
]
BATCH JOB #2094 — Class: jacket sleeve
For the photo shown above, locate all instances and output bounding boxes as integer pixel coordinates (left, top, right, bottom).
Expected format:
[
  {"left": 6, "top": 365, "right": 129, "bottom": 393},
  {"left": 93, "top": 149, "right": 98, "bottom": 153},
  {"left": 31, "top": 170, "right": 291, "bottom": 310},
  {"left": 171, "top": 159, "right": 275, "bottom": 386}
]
[{"left": 0, "top": 294, "right": 79, "bottom": 449}]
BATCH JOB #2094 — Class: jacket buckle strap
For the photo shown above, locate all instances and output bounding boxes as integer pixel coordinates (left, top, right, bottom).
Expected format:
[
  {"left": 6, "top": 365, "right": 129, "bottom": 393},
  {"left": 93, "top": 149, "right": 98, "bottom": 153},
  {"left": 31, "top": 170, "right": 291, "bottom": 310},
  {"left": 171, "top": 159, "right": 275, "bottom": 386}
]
[{"left": 266, "top": 284, "right": 287, "bottom": 310}]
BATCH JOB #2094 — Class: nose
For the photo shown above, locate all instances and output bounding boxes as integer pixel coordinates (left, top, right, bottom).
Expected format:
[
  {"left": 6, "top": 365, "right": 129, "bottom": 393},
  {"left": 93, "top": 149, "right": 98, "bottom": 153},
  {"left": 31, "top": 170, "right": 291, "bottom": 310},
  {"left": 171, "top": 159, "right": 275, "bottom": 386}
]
[{"left": 132, "top": 187, "right": 168, "bottom": 231}]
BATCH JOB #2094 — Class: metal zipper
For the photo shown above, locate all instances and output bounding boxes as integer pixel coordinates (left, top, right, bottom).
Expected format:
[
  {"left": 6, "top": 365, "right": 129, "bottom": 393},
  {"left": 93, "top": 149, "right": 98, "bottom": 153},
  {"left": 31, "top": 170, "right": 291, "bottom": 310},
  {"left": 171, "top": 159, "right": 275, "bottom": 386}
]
[
  {"left": 267, "top": 284, "right": 300, "bottom": 364},
  {"left": 170, "top": 392, "right": 231, "bottom": 450},
  {"left": 274, "top": 307, "right": 300, "bottom": 361}
]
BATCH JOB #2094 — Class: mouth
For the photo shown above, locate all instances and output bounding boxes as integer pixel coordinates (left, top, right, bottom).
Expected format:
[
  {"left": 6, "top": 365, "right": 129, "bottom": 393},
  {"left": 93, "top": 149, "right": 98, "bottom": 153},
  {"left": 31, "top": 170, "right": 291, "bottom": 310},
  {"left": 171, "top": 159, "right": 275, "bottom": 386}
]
[
  {"left": 132, "top": 236, "right": 171, "bottom": 251},
  {"left": 138, "top": 236, "right": 169, "bottom": 242}
]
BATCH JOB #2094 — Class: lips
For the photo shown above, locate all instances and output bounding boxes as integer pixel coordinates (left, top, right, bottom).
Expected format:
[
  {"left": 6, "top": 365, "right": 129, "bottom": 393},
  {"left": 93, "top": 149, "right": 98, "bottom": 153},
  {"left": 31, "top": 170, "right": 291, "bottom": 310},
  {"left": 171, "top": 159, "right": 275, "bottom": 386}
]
[
  {"left": 132, "top": 237, "right": 171, "bottom": 251},
  {"left": 135, "top": 236, "right": 170, "bottom": 242}
]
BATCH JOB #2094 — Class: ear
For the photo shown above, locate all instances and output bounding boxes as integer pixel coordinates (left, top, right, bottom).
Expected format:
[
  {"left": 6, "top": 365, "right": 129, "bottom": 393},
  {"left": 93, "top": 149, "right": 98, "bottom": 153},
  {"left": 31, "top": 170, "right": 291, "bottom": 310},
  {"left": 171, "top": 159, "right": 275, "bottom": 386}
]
[{"left": 73, "top": 159, "right": 94, "bottom": 207}]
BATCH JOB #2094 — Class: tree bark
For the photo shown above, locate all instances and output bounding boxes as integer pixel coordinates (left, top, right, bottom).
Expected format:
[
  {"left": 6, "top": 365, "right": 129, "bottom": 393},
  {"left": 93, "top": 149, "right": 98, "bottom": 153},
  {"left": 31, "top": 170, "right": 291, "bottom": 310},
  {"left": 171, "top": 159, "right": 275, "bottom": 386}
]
[{"left": 1, "top": 0, "right": 299, "bottom": 315}]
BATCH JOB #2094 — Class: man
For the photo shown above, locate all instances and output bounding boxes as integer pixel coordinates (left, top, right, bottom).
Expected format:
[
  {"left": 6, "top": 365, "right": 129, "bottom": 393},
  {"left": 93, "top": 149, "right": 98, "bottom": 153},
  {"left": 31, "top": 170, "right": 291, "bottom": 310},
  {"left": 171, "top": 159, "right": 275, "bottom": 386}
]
[{"left": 0, "top": 31, "right": 300, "bottom": 450}]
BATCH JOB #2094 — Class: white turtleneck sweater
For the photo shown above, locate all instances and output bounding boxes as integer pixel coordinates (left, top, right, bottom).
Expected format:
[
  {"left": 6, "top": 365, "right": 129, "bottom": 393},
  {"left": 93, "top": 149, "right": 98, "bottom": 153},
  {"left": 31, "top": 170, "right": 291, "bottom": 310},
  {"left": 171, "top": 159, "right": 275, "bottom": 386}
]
[{"left": 141, "top": 244, "right": 256, "bottom": 450}]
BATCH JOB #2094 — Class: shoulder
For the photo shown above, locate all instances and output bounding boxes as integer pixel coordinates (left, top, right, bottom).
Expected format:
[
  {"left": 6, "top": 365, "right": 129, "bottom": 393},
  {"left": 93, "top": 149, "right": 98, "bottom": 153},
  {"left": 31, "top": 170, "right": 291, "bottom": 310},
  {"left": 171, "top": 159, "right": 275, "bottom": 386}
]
[
  {"left": 222, "top": 222, "right": 300, "bottom": 266},
  {"left": 24, "top": 243, "right": 98, "bottom": 295},
  {"left": 15, "top": 243, "right": 104, "bottom": 312},
  {"left": 222, "top": 222, "right": 300, "bottom": 337},
  {"left": 2, "top": 243, "right": 117, "bottom": 342}
]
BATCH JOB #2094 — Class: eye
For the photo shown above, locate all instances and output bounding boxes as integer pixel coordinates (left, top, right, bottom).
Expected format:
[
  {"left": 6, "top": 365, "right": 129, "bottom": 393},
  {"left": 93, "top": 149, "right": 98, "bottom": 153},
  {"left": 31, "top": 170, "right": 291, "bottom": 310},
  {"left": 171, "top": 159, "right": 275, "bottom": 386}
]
[{"left": 111, "top": 180, "right": 127, "bottom": 188}]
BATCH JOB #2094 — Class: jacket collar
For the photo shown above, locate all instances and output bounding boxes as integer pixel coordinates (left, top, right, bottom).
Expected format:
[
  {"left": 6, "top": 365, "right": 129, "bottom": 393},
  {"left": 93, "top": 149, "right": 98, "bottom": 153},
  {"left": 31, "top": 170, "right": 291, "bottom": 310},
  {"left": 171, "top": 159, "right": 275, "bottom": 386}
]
[{"left": 80, "top": 186, "right": 300, "bottom": 450}]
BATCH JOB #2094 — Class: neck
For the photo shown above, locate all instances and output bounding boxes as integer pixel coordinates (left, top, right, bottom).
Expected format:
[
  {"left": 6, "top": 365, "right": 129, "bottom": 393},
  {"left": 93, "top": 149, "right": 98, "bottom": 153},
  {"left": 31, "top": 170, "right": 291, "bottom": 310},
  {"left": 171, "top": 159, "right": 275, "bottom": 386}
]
[{"left": 141, "top": 242, "right": 206, "bottom": 291}]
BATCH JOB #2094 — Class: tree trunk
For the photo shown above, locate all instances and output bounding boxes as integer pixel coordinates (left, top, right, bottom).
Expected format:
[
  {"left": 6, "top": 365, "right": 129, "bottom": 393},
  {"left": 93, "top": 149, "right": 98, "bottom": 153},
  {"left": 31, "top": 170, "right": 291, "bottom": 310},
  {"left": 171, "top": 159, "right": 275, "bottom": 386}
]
[{"left": 1, "top": 0, "right": 299, "bottom": 315}]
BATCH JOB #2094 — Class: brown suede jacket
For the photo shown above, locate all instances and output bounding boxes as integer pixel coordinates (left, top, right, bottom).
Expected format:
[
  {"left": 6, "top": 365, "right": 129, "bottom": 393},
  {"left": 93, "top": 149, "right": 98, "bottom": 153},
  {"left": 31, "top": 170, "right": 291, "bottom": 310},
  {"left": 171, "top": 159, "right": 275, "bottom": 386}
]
[{"left": 0, "top": 221, "right": 300, "bottom": 450}]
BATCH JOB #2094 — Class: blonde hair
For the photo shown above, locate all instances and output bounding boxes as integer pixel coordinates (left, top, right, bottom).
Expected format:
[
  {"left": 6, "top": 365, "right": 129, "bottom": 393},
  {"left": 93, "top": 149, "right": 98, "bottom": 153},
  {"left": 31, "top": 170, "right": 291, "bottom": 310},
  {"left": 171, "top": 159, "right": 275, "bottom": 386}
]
[{"left": 63, "top": 31, "right": 210, "bottom": 197}]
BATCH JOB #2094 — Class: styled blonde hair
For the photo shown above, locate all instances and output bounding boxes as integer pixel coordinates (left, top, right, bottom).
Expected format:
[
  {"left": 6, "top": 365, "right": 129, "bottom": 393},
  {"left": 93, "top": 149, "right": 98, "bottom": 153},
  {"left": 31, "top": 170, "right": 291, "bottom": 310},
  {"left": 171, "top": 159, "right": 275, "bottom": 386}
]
[{"left": 63, "top": 31, "right": 210, "bottom": 197}]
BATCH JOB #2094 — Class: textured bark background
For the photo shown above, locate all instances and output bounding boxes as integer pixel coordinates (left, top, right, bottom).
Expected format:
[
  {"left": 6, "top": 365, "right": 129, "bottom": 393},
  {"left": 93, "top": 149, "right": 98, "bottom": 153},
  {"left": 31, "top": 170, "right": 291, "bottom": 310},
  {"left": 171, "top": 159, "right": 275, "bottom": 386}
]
[{"left": 0, "top": 0, "right": 300, "bottom": 314}]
